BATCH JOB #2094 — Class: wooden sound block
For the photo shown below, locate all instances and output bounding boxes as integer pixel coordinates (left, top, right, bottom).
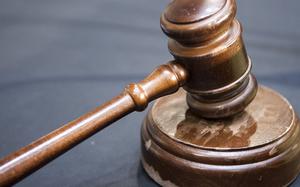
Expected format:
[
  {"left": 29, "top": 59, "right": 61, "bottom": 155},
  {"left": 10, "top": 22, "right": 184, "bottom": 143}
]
[{"left": 141, "top": 86, "right": 300, "bottom": 187}]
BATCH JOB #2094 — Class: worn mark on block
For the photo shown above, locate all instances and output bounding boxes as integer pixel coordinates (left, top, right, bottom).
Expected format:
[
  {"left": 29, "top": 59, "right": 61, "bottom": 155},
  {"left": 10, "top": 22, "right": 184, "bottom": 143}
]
[
  {"left": 174, "top": 110, "right": 257, "bottom": 148},
  {"left": 145, "top": 140, "right": 152, "bottom": 151},
  {"left": 141, "top": 158, "right": 178, "bottom": 187},
  {"left": 269, "top": 146, "right": 278, "bottom": 156},
  {"left": 153, "top": 87, "right": 294, "bottom": 150}
]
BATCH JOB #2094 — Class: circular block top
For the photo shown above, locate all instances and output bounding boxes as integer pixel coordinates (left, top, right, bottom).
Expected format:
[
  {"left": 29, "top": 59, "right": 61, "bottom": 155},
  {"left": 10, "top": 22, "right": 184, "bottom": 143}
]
[
  {"left": 151, "top": 86, "right": 294, "bottom": 149},
  {"left": 165, "top": 0, "right": 226, "bottom": 24}
]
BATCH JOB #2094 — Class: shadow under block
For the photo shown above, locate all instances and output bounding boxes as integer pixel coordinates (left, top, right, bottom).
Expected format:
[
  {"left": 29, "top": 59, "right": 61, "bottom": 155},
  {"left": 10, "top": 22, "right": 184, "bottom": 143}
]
[{"left": 141, "top": 86, "right": 300, "bottom": 187}]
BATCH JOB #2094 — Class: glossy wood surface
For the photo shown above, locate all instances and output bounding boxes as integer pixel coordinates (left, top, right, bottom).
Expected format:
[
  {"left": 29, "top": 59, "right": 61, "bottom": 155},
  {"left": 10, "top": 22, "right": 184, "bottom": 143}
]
[
  {"left": 162, "top": 0, "right": 257, "bottom": 118},
  {"left": 141, "top": 87, "right": 300, "bottom": 186},
  {"left": 0, "top": 0, "right": 299, "bottom": 186},
  {"left": 0, "top": 63, "right": 187, "bottom": 186},
  {"left": 164, "top": 0, "right": 226, "bottom": 24}
]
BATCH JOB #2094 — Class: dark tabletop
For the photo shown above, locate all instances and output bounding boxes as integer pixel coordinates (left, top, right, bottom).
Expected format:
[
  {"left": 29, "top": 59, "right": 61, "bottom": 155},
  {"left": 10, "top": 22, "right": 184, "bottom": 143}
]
[{"left": 0, "top": 0, "right": 300, "bottom": 186}]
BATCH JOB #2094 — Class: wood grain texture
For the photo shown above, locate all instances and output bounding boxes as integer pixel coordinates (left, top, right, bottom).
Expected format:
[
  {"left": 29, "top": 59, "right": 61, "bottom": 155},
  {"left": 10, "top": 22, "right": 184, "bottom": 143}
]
[
  {"left": 0, "top": 0, "right": 299, "bottom": 186},
  {"left": 162, "top": 0, "right": 258, "bottom": 118},
  {"left": 0, "top": 63, "right": 187, "bottom": 186},
  {"left": 141, "top": 86, "right": 300, "bottom": 186}
]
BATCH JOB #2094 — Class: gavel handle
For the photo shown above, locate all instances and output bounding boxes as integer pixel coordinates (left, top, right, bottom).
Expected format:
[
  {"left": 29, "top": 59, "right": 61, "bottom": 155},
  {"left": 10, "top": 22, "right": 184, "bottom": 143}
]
[{"left": 0, "top": 62, "right": 187, "bottom": 186}]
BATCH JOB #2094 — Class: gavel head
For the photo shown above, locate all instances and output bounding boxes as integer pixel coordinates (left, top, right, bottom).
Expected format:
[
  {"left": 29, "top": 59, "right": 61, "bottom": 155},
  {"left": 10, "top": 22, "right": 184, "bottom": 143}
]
[{"left": 161, "top": 0, "right": 257, "bottom": 118}]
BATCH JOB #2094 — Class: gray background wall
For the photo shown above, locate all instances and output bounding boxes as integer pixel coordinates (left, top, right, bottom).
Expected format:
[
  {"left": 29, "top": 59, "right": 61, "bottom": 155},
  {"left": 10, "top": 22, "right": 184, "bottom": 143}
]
[{"left": 0, "top": 0, "right": 299, "bottom": 186}]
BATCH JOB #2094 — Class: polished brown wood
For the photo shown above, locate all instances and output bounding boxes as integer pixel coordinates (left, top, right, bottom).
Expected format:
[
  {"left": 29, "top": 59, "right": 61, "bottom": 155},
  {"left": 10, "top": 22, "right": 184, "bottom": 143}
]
[
  {"left": 141, "top": 87, "right": 300, "bottom": 186},
  {"left": 1, "top": 0, "right": 299, "bottom": 186},
  {"left": 0, "top": 62, "right": 187, "bottom": 186},
  {"left": 161, "top": 0, "right": 257, "bottom": 118},
  {"left": 140, "top": 0, "right": 300, "bottom": 186}
]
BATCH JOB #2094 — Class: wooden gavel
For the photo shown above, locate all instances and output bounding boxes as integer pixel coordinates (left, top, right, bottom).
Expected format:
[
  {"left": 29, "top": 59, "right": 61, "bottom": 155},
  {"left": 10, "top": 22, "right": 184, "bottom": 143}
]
[{"left": 0, "top": 0, "right": 258, "bottom": 186}]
